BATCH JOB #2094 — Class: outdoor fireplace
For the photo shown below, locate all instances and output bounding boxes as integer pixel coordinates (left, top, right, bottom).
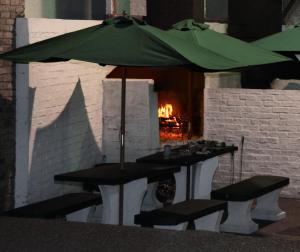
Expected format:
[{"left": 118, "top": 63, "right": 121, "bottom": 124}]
[{"left": 107, "top": 66, "right": 205, "bottom": 142}]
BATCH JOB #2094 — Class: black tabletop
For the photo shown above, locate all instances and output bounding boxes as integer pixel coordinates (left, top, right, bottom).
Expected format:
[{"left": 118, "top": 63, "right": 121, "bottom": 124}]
[
  {"left": 54, "top": 163, "right": 181, "bottom": 185},
  {"left": 136, "top": 145, "right": 238, "bottom": 166}
]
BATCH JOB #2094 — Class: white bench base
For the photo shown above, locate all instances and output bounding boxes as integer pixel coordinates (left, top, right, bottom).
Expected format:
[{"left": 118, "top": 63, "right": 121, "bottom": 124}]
[
  {"left": 220, "top": 200, "right": 258, "bottom": 234},
  {"left": 154, "top": 222, "right": 188, "bottom": 231},
  {"left": 251, "top": 189, "right": 286, "bottom": 221},
  {"left": 66, "top": 206, "right": 93, "bottom": 222},
  {"left": 153, "top": 210, "right": 224, "bottom": 232},
  {"left": 195, "top": 210, "right": 224, "bottom": 232}
]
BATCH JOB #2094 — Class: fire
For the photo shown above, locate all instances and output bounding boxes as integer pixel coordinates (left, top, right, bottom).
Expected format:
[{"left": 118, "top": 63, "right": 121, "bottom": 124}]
[
  {"left": 158, "top": 103, "right": 186, "bottom": 140},
  {"left": 158, "top": 104, "right": 173, "bottom": 118}
]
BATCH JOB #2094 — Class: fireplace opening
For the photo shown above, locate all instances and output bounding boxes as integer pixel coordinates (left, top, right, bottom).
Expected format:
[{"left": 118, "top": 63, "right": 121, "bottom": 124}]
[{"left": 107, "top": 66, "right": 205, "bottom": 142}]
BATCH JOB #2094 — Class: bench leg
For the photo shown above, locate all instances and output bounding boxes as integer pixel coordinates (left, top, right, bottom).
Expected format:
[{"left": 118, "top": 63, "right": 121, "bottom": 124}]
[
  {"left": 173, "top": 166, "right": 187, "bottom": 203},
  {"left": 66, "top": 206, "right": 93, "bottom": 222},
  {"left": 154, "top": 222, "right": 188, "bottom": 231},
  {"left": 220, "top": 200, "right": 258, "bottom": 234},
  {"left": 141, "top": 182, "right": 163, "bottom": 211},
  {"left": 251, "top": 189, "right": 285, "bottom": 221},
  {"left": 194, "top": 210, "right": 224, "bottom": 232},
  {"left": 193, "top": 157, "right": 219, "bottom": 199},
  {"left": 99, "top": 178, "right": 147, "bottom": 226}
]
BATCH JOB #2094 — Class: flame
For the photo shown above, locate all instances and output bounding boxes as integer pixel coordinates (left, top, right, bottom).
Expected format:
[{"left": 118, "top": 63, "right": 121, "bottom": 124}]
[{"left": 158, "top": 104, "right": 173, "bottom": 118}]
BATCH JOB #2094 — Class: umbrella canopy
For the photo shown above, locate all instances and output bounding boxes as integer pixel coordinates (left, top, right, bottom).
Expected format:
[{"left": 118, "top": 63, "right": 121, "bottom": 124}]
[
  {"left": 0, "top": 16, "right": 247, "bottom": 70},
  {"left": 252, "top": 24, "right": 300, "bottom": 53},
  {"left": 166, "top": 19, "right": 290, "bottom": 66}
]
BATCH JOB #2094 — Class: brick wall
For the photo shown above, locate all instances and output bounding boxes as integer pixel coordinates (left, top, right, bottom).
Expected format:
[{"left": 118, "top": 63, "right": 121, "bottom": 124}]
[
  {"left": 204, "top": 88, "right": 300, "bottom": 199},
  {"left": 14, "top": 18, "right": 114, "bottom": 206},
  {"left": 0, "top": 0, "right": 24, "bottom": 210}
]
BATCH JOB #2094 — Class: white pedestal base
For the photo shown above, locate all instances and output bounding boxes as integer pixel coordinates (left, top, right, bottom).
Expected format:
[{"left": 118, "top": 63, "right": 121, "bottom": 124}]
[
  {"left": 195, "top": 210, "right": 224, "bottom": 232},
  {"left": 252, "top": 189, "right": 285, "bottom": 221},
  {"left": 173, "top": 166, "right": 187, "bottom": 203},
  {"left": 66, "top": 206, "right": 93, "bottom": 222},
  {"left": 99, "top": 178, "right": 147, "bottom": 226},
  {"left": 141, "top": 182, "right": 163, "bottom": 211},
  {"left": 194, "top": 158, "right": 219, "bottom": 199},
  {"left": 220, "top": 200, "right": 258, "bottom": 234},
  {"left": 154, "top": 222, "right": 188, "bottom": 231}
]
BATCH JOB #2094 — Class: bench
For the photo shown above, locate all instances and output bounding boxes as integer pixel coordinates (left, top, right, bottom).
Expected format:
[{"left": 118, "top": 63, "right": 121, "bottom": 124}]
[
  {"left": 135, "top": 199, "right": 227, "bottom": 232},
  {"left": 4, "top": 193, "right": 102, "bottom": 222},
  {"left": 211, "top": 175, "right": 289, "bottom": 234}
]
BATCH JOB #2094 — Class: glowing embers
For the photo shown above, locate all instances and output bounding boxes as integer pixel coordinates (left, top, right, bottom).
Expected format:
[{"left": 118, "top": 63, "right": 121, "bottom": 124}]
[{"left": 158, "top": 103, "right": 188, "bottom": 140}]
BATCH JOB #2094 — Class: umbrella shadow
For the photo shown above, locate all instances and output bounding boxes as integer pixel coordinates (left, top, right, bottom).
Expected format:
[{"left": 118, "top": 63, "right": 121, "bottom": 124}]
[{"left": 28, "top": 79, "right": 103, "bottom": 201}]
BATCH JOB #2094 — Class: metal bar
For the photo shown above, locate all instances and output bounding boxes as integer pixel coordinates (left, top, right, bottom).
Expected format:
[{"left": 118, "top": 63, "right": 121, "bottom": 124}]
[
  {"left": 119, "top": 67, "right": 127, "bottom": 225},
  {"left": 119, "top": 184, "right": 124, "bottom": 225},
  {"left": 187, "top": 71, "right": 193, "bottom": 140},
  {"left": 230, "top": 152, "right": 235, "bottom": 184},
  {"left": 120, "top": 67, "right": 127, "bottom": 170},
  {"left": 239, "top": 136, "right": 245, "bottom": 182},
  {"left": 186, "top": 165, "right": 191, "bottom": 200}
]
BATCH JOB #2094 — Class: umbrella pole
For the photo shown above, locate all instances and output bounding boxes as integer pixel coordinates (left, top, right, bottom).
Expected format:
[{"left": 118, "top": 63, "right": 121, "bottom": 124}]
[
  {"left": 187, "top": 70, "right": 193, "bottom": 140},
  {"left": 120, "top": 66, "right": 127, "bottom": 170},
  {"left": 119, "top": 67, "right": 127, "bottom": 225}
]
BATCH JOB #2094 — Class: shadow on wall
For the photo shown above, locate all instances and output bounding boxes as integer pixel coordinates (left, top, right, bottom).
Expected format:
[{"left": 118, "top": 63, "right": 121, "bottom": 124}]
[
  {"left": 28, "top": 80, "right": 103, "bottom": 202},
  {"left": 0, "top": 95, "right": 15, "bottom": 210}
]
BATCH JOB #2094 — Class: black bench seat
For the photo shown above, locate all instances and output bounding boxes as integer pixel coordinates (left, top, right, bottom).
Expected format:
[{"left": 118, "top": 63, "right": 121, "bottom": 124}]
[
  {"left": 211, "top": 175, "right": 289, "bottom": 234},
  {"left": 135, "top": 199, "right": 227, "bottom": 231},
  {"left": 4, "top": 193, "right": 102, "bottom": 220},
  {"left": 211, "top": 175, "right": 289, "bottom": 201}
]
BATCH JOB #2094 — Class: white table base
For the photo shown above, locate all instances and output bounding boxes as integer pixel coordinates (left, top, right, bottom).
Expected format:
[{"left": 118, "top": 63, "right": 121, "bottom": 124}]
[
  {"left": 251, "top": 189, "right": 286, "bottom": 221},
  {"left": 220, "top": 200, "right": 258, "bottom": 234},
  {"left": 173, "top": 166, "right": 187, "bottom": 203},
  {"left": 194, "top": 210, "right": 224, "bottom": 232},
  {"left": 99, "top": 178, "right": 147, "bottom": 226},
  {"left": 141, "top": 182, "right": 163, "bottom": 211},
  {"left": 193, "top": 157, "right": 219, "bottom": 199}
]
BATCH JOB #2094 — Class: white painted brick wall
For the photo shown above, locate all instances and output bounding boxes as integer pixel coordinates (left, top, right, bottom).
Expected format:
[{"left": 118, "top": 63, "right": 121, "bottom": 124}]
[
  {"left": 15, "top": 18, "right": 115, "bottom": 205},
  {"left": 102, "top": 79, "right": 160, "bottom": 162},
  {"left": 204, "top": 88, "right": 300, "bottom": 199}
]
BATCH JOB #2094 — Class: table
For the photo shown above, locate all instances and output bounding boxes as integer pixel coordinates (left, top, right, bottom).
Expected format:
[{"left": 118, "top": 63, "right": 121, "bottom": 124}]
[
  {"left": 54, "top": 163, "right": 180, "bottom": 226},
  {"left": 136, "top": 143, "right": 237, "bottom": 203}
]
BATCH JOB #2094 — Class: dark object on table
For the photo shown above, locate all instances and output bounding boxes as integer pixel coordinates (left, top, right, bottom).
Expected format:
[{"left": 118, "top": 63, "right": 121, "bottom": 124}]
[
  {"left": 135, "top": 199, "right": 227, "bottom": 226},
  {"left": 137, "top": 143, "right": 237, "bottom": 166},
  {"left": 3, "top": 193, "right": 102, "bottom": 219}
]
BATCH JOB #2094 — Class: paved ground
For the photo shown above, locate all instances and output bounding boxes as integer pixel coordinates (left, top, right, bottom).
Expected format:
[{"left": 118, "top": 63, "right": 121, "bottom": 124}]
[
  {"left": 0, "top": 197, "right": 299, "bottom": 252},
  {"left": 256, "top": 198, "right": 300, "bottom": 240}
]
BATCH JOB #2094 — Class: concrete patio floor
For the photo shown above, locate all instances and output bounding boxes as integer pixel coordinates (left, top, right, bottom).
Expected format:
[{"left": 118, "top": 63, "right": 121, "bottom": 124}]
[
  {"left": 0, "top": 198, "right": 299, "bottom": 252},
  {"left": 255, "top": 198, "right": 300, "bottom": 240}
]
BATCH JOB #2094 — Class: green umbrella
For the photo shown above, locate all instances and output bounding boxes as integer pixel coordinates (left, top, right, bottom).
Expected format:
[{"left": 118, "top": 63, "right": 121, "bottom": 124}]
[
  {"left": 252, "top": 24, "right": 300, "bottom": 53},
  {"left": 0, "top": 16, "right": 258, "bottom": 169},
  {"left": 0, "top": 15, "right": 290, "bottom": 177},
  {"left": 166, "top": 19, "right": 290, "bottom": 66},
  {"left": 0, "top": 17, "right": 245, "bottom": 69}
]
